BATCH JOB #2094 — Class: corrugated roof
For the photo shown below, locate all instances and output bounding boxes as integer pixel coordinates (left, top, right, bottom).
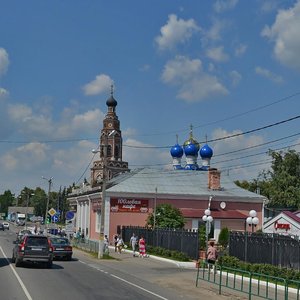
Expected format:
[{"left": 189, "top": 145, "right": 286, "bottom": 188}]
[
  {"left": 180, "top": 208, "right": 247, "bottom": 219},
  {"left": 106, "top": 168, "right": 266, "bottom": 202}
]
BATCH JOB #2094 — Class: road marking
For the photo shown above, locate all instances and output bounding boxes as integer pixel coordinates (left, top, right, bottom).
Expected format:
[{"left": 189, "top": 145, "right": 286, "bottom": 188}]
[
  {"left": 110, "top": 274, "right": 169, "bottom": 300},
  {"left": 0, "top": 246, "right": 33, "bottom": 300},
  {"left": 78, "top": 260, "right": 168, "bottom": 300}
]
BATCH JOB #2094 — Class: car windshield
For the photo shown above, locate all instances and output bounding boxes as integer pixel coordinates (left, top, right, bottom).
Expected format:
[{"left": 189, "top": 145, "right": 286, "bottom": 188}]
[
  {"left": 26, "top": 237, "right": 48, "bottom": 246},
  {"left": 50, "top": 238, "right": 69, "bottom": 245}
]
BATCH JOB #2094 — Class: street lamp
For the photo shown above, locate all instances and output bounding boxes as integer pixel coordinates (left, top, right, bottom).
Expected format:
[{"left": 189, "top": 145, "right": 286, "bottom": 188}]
[
  {"left": 42, "top": 176, "right": 53, "bottom": 234},
  {"left": 202, "top": 208, "right": 213, "bottom": 256},
  {"left": 246, "top": 210, "right": 259, "bottom": 232},
  {"left": 23, "top": 192, "right": 34, "bottom": 230},
  {"left": 92, "top": 130, "right": 116, "bottom": 259}
]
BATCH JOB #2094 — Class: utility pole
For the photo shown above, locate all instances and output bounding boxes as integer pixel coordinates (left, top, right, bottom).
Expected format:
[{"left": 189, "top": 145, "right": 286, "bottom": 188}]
[{"left": 43, "top": 176, "right": 53, "bottom": 234}]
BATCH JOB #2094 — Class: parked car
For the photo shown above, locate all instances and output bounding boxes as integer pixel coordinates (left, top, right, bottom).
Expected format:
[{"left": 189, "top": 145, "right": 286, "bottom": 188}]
[
  {"left": 49, "top": 237, "right": 73, "bottom": 260},
  {"left": 12, "top": 235, "right": 53, "bottom": 268},
  {"left": 3, "top": 222, "right": 9, "bottom": 230},
  {"left": 0, "top": 223, "right": 4, "bottom": 231}
]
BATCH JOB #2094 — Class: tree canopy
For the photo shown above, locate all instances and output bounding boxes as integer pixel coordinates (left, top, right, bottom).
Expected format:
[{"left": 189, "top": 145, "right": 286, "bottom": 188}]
[
  {"left": 235, "top": 149, "right": 300, "bottom": 209},
  {"left": 146, "top": 203, "right": 185, "bottom": 229}
]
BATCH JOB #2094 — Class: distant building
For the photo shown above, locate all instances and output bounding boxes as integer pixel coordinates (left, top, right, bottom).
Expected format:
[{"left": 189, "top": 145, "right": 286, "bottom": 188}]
[{"left": 68, "top": 90, "right": 268, "bottom": 243}]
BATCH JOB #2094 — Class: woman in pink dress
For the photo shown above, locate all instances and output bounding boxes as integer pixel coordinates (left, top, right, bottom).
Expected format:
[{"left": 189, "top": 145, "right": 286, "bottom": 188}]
[{"left": 138, "top": 236, "right": 146, "bottom": 257}]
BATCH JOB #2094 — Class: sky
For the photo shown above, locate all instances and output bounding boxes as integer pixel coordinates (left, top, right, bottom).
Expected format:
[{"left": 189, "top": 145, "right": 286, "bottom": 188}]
[{"left": 1, "top": 0, "right": 300, "bottom": 196}]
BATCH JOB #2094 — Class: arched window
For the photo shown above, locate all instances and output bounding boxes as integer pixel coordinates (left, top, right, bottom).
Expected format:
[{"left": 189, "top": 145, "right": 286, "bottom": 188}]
[
  {"left": 107, "top": 145, "right": 112, "bottom": 157},
  {"left": 115, "top": 145, "right": 119, "bottom": 158}
]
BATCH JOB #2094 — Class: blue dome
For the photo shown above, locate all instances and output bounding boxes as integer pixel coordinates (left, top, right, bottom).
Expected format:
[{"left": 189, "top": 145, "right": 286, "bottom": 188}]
[
  {"left": 200, "top": 144, "right": 213, "bottom": 158},
  {"left": 184, "top": 143, "right": 199, "bottom": 156},
  {"left": 170, "top": 144, "right": 183, "bottom": 158}
]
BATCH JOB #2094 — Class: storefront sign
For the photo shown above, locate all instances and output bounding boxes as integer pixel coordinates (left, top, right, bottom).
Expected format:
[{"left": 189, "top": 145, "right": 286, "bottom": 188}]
[
  {"left": 274, "top": 220, "right": 290, "bottom": 231},
  {"left": 110, "top": 198, "right": 149, "bottom": 213}
]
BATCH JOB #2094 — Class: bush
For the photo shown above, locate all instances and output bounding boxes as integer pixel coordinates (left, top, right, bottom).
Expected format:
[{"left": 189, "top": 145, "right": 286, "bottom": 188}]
[
  {"left": 218, "top": 227, "right": 229, "bottom": 249},
  {"left": 219, "top": 255, "right": 300, "bottom": 281}
]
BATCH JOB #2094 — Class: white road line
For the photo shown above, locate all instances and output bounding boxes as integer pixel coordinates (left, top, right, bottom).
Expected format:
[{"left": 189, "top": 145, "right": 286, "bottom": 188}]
[
  {"left": 0, "top": 246, "right": 33, "bottom": 300},
  {"left": 110, "top": 274, "right": 169, "bottom": 300},
  {"left": 79, "top": 260, "right": 168, "bottom": 299}
]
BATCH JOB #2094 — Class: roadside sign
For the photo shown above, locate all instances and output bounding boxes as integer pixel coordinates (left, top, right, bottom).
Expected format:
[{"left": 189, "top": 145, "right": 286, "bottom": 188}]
[
  {"left": 48, "top": 208, "right": 56, "bottom": 217},
  {"left": 66, "top": 211, "right": 75, "bottom": 220},
  {"left": 52, "top": 215, "right": 59, "bottom": 223}
]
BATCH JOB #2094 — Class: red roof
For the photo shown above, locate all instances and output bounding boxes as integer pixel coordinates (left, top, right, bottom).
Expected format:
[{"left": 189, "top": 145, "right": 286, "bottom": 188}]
[
  {"left": 283, "top": 211, "right": 300, "bottom": 223},
  {"left": 180, "top": 208, "right": 247, "bottom": 219}
]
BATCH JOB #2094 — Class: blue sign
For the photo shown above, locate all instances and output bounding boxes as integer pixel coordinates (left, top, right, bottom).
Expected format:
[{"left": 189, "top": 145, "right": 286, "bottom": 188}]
[
  {"left": 66, "top": 211, "right": 75, "bottom": 220},
  {"left": 52, "top": 215, "right": 59, "bottom": 223}
]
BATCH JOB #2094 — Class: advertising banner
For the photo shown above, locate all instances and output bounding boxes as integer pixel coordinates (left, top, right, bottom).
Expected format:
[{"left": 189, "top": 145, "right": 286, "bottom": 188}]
[{"left": 110, "top": 198, "right": 149, "bottom": 213}]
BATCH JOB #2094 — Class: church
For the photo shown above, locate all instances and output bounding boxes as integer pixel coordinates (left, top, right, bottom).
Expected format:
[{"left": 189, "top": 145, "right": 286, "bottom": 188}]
[{"left": 67, "top": 90, "right": 267, "bottom": 243}]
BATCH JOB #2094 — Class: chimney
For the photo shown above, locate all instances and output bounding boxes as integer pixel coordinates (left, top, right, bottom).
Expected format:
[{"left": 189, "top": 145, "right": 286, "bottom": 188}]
[{"left": 208, "top": 168, "right": 221, "bottom": 190}]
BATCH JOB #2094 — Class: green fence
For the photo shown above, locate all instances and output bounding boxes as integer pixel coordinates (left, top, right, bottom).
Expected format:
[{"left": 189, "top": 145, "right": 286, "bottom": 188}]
[{"left": 196, "top": 260, "right": 300, "bottom": 300}]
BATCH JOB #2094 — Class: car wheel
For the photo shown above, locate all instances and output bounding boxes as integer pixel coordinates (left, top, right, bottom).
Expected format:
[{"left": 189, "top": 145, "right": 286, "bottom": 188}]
[
  {"left": 15, "top": 258, "right": 22, "bottom": 267},
  {"left": 47, "top": 261, "right": 53, "bottom": 268},
  {"left": 66, "top": 255, "right": 72, "bottom": 261}
]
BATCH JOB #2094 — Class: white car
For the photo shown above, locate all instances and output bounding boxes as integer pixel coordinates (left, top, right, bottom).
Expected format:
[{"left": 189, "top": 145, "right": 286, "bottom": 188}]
[{"left": 3, "top": 222, "right": 9, "bottom": 230}]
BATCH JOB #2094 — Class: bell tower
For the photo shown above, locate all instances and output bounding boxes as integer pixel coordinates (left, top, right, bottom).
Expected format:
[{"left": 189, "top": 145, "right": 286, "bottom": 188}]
[{"left": 91, "top": 86, "right": 129, "bottom": 186}]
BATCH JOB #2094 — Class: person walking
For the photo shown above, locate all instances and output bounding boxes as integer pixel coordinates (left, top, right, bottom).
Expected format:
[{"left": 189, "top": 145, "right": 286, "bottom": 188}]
[
  {"left": 116, "top": 235, "right": 124, "bottom": 254},
  {"left": 138, "top": 236, "right": 147, "bottom": 258},
  {"left": 130, "top": 233, "right": 138, "bottom": 257},
  {"left": 114, "top": 234, "right": 118, "bottom": 252},
  {"left": 104, "top": 234, "right": 109, "bottom": 254},
  {"left": 207, "top": 241, "right": 218, "bottom": 273}
]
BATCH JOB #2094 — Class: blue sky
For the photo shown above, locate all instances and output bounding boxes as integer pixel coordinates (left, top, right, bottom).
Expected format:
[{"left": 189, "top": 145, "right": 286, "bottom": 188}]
[{"left": 1, "top": 0, "right": 300, "bottom": 195}]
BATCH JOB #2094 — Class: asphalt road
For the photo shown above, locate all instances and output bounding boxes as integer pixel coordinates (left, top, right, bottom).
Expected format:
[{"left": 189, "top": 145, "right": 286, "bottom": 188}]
[{"left": 0, "top": 224, "right": 247, "bottom": 300}]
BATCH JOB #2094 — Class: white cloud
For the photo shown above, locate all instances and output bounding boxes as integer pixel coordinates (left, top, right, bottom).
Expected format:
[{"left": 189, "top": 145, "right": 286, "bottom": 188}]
[
  {"left": 83, "top": 74, "right": 113, "bottom": 96},
  {"left": 206, "top": 46, "right": 229, "bottom": 62},
  {"left": 0, "top": 87, "right": 9, "bottom": 98},
  {"left": 235, "top": 44, "right": 247, "bottom": 56},
  {"left": 229, "top": 70, "right": 242, "bottom": 86},
  {"left": 260, "top": 0, "right": 280, "bottom": 13},
  {"left": 205, "top": 18, "right": 228, "bottom": 41},
  {"left": 0, "top": 48, "right": 9, "bottom": 77},
  {"left": 261, "top": 1, "right": 300, "bottom": 70},
  {"left": 255, "top": 66, "right": 283, "bottom": 83},
  {"left": 213, "top": 0, "right": 239, "bottom": 13},
  {"left": 0, "top": 143, "right": 49, "bottom": 171},
  {"left": 161, "top": 55, "right": 228, "bottom": 102},
  {"left": 155, "top": 14, "right": 200, "bottom": 50},
  {"left": 211, "top": 128, "right": 267, "bottom": 180}
]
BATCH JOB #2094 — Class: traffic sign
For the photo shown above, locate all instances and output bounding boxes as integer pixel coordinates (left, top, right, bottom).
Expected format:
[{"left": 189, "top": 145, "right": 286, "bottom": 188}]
[
  {"left": 66, "top": 211, "right": 75, "bottom": 220},
  {"left": 48, "top": 208, "right": 57, "bottom": 217},
  {"left": 52, "top": 215, "right": 59, "bottom": 223}
]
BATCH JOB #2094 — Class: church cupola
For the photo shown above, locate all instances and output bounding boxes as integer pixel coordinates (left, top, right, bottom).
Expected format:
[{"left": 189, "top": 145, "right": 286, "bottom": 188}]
[
  {"left": 170, "top": 135, "right": 183, "bottom": 170},
  {"left": 183, "top": 125, "right": 200, "bottom": 170}
]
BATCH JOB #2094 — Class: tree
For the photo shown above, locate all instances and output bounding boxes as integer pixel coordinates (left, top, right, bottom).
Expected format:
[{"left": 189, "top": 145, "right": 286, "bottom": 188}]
[
  {"left": 218, "top": 227, "right": 229, "bottom": 250},
  {"left": 266, "top": 150, "right": 300, "bottom": 208},
  {"left": 146, "top": 203, "right": 185, "bottom": 229},
  {"left": 0, "top": 190, "right": 14, "bottom": 217},
  {"left": 235, "top": 149, "right": 300, "bottom": 209}
]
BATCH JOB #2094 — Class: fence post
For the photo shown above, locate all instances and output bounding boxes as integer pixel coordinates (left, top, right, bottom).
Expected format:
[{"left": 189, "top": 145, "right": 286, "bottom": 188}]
[
  {"left": 245, "top": 231, "right": 248, "bottom": 262},
  {"left": 218, "top": 265, "right": 222, "bottom": 295}
]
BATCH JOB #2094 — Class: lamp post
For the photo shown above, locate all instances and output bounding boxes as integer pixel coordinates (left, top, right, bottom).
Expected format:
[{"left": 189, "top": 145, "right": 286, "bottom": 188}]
[
  {"left": 246, "top": 210, "right": 259, "bottom": 232},
  {"left": 42, "top": 176, "right": 53, "bottom": 234},
  {"left": 202, "top": 208, "right": 213, "bottom": 256},
  {"left": 92, "top": 130, "right": 116, "bottom": 259},
  {"left": 153, "top": 187, "right": 157, "bottom": 229},
  {"left": 24, "top": 192, "right": 34, "bottom": 230}
]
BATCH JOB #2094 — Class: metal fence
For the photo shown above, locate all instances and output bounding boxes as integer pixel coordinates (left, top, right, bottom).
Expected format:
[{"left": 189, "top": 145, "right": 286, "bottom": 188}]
[
  {"left": 121, "top": 226, "right": 199, "bottom": 260},
  {"left": 229, "top": 231, "right": 300, "bottom": 270},
  {"left": 196, "top": 261, "right": 300, "bottom": 300}
]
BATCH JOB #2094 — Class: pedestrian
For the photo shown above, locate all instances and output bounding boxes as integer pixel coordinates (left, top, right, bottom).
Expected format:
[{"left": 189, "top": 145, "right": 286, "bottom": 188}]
[
  {"left": 138, "top": 236, "right": 147, "bottom": 258},
  {"left": 116, "top": 235, "right": 124, "bottom": 254},
  {"left": 114, "top": 234, "right": 118, "bottom": 252},
  {"left": 104, "top": 234, "right": 109, "bottom": 254},
  {"left": 130, "top": 233, "right": 138, "bottom": 257},
  {"left": 206, "top": 241, "right": 218, "bottom": 273}
]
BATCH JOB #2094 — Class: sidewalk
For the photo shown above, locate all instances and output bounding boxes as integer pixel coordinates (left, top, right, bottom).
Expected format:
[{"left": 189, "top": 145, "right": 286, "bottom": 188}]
[{"left": 108, "top": 246, "right": 197, "bottom": 269}]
